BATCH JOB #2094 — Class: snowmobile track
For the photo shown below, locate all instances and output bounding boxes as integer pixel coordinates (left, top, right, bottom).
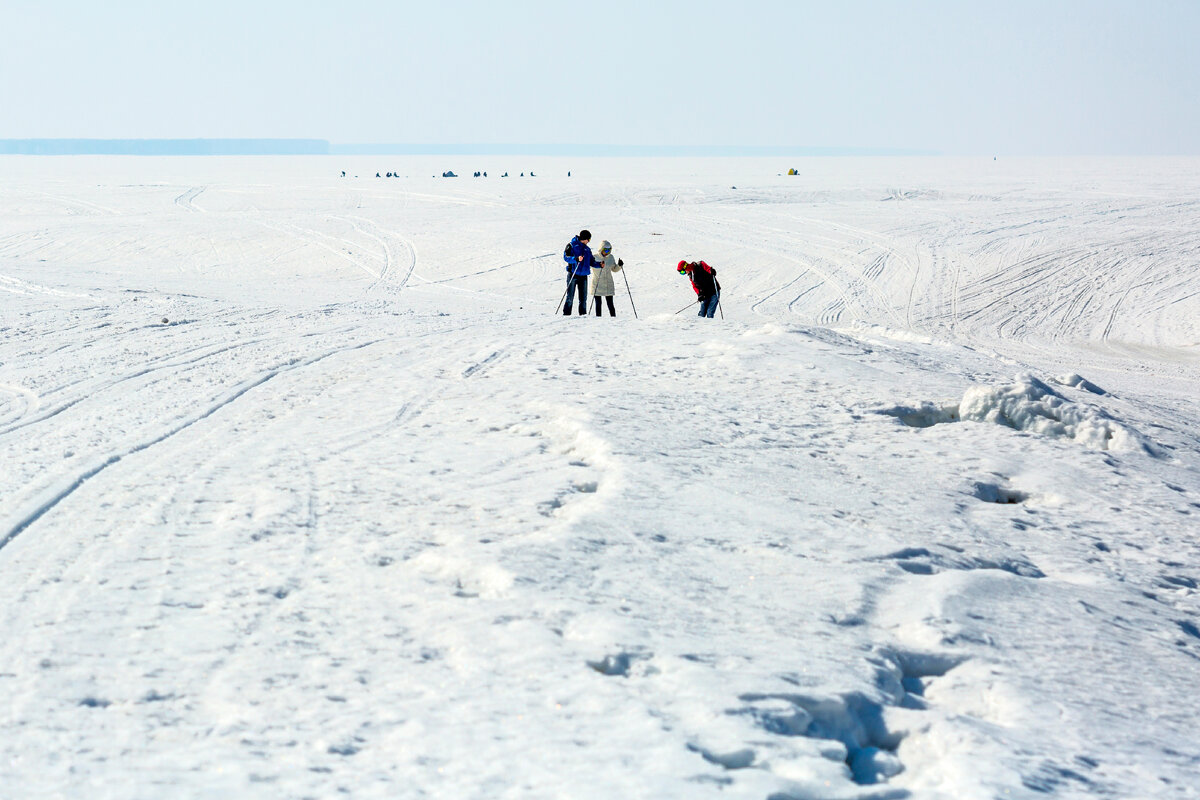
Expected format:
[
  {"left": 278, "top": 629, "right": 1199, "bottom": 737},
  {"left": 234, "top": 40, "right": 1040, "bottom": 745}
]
[{"left": 0, "top": 339, "right": 384, "bottom": 553}]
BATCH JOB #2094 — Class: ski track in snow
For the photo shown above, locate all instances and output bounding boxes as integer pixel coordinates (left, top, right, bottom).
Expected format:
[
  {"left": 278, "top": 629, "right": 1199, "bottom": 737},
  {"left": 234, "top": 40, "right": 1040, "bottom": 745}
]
[
  {"left": 1, "top": 156, "right": 1199, "bottom": 799},
  {"left": 174, "top": 186, "right": 207, "bottom": 213},
  {"left": 0, "top": 338, "right": 385, "bottom": 552}
]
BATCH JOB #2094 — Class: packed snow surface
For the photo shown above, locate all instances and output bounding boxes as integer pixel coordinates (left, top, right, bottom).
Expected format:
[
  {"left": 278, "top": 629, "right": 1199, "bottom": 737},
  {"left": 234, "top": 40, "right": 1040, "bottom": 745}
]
[{"left": 1, "top": 156, "right": 1199, "bottom": 799}]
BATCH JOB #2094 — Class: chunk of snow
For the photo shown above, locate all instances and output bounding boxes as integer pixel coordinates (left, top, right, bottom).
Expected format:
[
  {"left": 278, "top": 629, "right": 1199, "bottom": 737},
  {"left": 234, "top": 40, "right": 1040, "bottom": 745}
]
[
  {"left": 959, "top": 374, "right": 1145, "bottom": 452},
  {"left": 1049, "top": 373, "right": 1106, "bottom": 395}
]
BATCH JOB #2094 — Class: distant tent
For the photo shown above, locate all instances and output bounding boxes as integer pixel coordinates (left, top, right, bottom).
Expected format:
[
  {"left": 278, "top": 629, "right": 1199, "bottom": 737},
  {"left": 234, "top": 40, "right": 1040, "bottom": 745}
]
[{"left": 787, "top": 168, "right": 798, "bottom": 176}]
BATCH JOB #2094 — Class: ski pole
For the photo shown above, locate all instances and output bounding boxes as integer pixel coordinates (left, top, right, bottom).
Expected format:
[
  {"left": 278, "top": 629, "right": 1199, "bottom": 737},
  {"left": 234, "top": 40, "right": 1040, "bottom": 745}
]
[
  {"left": 621, "top": 269, "right": 638, "bottom": 319},
  {"left": 674, "top": 299, "right": 700, "bottom": 315},
  {"left": 718, "top": 293, "right": 724, "bottom": 320},
  {"left": 555, "top": 274, "right": 570, "bottom": 314}
]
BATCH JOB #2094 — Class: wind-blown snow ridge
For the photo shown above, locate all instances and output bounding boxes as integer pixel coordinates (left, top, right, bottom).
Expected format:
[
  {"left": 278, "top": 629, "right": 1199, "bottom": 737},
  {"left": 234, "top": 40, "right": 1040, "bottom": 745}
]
[
  {"left": 959, "top": 373, "right": 1150, "bottom": 453},
  {"left": 880, "top": 373, "right": 1152, "bottom": 454}
]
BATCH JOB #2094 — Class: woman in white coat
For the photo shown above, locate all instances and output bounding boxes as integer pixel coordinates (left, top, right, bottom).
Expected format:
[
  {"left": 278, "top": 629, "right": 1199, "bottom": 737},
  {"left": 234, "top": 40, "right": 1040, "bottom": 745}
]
[{"left": 589, "top": 240, "right": 623, "bottom": 317}]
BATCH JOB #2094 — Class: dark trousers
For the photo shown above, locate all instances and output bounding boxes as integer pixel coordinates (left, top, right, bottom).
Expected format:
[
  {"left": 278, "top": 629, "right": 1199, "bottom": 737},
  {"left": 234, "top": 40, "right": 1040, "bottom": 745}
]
[
  {"left": 563, "top": 275, "right": 588, "bottom": 315},
  {"left": 592, "top": 296, "right": 616, "bottom": 317}
]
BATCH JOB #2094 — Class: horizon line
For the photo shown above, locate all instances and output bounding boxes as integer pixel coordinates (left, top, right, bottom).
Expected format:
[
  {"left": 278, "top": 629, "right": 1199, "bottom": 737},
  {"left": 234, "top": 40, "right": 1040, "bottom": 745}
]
[
  {"left": 0, "top": 139, "right": 938, "bottom": 157},
  {"left": 7, "top": 139, "right": 1198, "bottom": 157}
]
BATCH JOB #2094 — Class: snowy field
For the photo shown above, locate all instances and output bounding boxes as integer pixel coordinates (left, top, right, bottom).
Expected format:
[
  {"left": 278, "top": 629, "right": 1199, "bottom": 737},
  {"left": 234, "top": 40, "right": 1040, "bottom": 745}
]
[{"left": 1, "top": 155, "right": 1199, "bottom": 799}]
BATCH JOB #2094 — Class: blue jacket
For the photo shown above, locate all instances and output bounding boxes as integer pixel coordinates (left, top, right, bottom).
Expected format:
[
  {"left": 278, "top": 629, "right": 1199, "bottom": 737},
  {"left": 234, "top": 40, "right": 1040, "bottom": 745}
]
[{"left": 563, "top": 237, "right": 595, "bottom": 276}]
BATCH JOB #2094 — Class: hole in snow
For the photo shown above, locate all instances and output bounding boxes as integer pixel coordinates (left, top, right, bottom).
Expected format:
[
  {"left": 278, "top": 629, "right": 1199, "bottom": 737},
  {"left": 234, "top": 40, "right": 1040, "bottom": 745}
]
[
  {"left": 972, "top": 482, "right": 1029, "bottom": 504},
  {"left": 876, "top": 402, "right": 958, "bottom": 428},
  {"left": 587, "top": 653, "right": 633, "bottom": 677},
  {"left": 687, "top": 744, "right": 756, "bottom": 770},
  {"left": 736, "top": 691, "right": 904, "bottom": 785},
  {"left": 1177, "top": 620, "right": 1200, "bottom": 640},
  {"left": 876, "top": 545, "right": 1044, "bottom": 578}
]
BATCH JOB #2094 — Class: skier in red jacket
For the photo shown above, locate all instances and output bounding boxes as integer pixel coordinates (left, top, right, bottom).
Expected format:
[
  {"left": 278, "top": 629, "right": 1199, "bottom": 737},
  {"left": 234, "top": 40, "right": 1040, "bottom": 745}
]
[{"left": 677, "top": 260, "right": 721, "bottom": 318}]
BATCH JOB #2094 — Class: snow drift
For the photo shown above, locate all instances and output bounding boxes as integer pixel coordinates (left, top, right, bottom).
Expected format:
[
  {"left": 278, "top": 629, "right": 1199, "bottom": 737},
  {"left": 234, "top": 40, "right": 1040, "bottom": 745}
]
[{"left": 881, "top": 373, "right": 1151, "bottom": 454}]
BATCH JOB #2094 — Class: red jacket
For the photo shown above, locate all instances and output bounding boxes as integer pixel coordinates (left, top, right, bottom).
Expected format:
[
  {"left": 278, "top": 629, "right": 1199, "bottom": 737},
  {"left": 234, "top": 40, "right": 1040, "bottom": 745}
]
[{"left": 686, "top": 261, "right": 719, "bottom": 298}]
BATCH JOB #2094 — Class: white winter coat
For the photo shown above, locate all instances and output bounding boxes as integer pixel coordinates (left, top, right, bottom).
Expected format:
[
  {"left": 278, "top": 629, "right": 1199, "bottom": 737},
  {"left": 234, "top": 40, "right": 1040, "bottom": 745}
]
[{"left": 589, "top": 242, "right": 622, "bottom": 296}]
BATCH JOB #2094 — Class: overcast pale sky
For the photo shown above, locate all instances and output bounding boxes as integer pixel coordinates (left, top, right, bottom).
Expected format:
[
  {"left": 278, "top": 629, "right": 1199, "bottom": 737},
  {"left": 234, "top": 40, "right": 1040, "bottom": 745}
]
[{"left": 3, "top": 0, "right": 1198, "bottom": 154}]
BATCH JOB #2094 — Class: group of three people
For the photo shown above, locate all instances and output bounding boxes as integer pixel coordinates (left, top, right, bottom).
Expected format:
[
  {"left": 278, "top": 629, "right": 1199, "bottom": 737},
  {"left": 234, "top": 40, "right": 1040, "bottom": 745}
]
[{"left": 563, "top": 230, "right": 721, "bottom": 318}]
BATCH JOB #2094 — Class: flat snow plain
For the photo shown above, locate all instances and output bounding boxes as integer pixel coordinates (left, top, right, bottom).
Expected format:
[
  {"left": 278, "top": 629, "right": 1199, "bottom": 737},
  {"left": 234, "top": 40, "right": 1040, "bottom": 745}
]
[{"left": 1, "top": 156, "right": 1199, "bottom": 799}]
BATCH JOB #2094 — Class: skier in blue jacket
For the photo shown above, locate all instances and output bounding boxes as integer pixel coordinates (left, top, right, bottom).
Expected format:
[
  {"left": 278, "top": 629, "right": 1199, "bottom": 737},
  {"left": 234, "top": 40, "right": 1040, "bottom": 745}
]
[{"left": 562, "top": 229, "right": 596, "bottom": 315}]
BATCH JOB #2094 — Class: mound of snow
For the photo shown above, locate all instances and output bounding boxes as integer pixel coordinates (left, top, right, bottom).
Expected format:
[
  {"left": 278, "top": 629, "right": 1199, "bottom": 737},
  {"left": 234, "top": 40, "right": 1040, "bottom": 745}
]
[
  {"left": 1049, "top": 373, "right": 1106, "bottom": 395},
  {"left": 878, "top": 374, "right": 1149, "bottom": 453},
  {"left": 959, "top": 374, "right": 1145, "bottom": 452}
]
